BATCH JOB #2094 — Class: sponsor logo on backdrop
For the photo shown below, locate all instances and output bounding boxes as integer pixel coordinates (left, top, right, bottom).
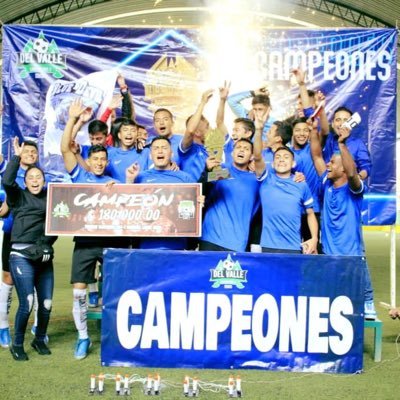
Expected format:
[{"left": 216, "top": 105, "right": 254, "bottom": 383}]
[
  {"left": 210, "top": 254, "right": 248, "bottom": 289},
  {"left": 17, "top": 31, "right": 67, "bottom": 78}
]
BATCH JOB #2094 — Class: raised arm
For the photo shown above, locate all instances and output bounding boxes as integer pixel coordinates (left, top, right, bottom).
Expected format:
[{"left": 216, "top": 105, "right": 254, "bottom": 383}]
[
  {"left": 309, "top": 120, "right": 326, "bottom": 176},
  {"left": 61, "top": 99, "right": 86, "bottom": 173},
  {"left": 337, "top": 127, "right": 362, "bottom": 192},
  {"left": 118, "top": 74, "right": 135, "bottom": 120},
  {"left": 253, "top": 111, "right": 267, "bottom": 177},
  {"left": 216, "top": 81, "right": 230, "bottom": 135},
  {"left": 182, "top": 89, "right": 213, "bottom": 151}
]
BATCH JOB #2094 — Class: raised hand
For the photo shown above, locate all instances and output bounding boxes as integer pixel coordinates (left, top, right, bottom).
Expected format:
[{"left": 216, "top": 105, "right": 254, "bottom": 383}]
[
  {"left": 291, "top": 67, "right": 306, "bottom": 85},
  {"left": 68, "top": 98, "right": 87, "bottom": 120},
  {"left": 219, "top": 81, "right": 231, "bottom": 100},
  {"left": 13, "top": 137, "right": 24, "bottom": 157},
  {"left": 126, "top": 162, "right": 140, "bottom": 183}
]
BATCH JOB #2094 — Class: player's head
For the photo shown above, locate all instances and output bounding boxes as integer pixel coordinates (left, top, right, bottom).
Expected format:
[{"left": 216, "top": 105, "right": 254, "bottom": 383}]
[
  {"left": 292, "top": 118, "right": 310, "bottom": 148},
  {"left": 273, "top": 146, "right": 296, "bottom": 175},
  {"left": 136, "top": 124, "right": 148, "bottom": 142},
  {"left": 297, "top": 90, "right": 316, "bottom": 115},
  {"left": 186, "top": 114, "right": 210, "bottom": 141},
  {"left": 326, "top": 152, "right": 345, "bottom": 180},
  {"left": 20, "top": 140, "right": 39, "bottom": 168},
  {"left": 232, "top": 138, "right": 253, "bottom": 167},
  {"left": 252, "top": 94, "right": 271, "bottom": 116},
  {"left": 88, "top": 120, "right": 108, "bottom": 146},
  {"left": 150, "top": 136, "right": 173, "bottom": 169},
  {"left": 24, "top": 165, "right": 45, "bottom": 195},
  {"left": 266, "top": 121, "right": 292, "bottom": 148},
  {"left": 154, "top": 108, "right": 174, "bottom": 138},
  {"left": 117, "top": 118, "right": 138, "bottom": 150},
  {"left": 232, "top": 118, "right": 255, "bottom": 142},
  {"left": 87, "top": 145, "right": 108, "bottom": 176},
  {"left": 332, "top": 106, "right": 353, "bottom": 136}
]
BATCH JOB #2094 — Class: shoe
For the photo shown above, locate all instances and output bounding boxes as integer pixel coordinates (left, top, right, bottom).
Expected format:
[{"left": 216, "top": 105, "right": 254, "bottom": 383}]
[
  {"left": 10, "top": 345, "right": 29, "bottom": 361},
  {"left": 74, "top": 337, "right": 92, "bottom": 360},
  {"left": 88, "top": 291, "right": 99, "bottom": 308},
  {"left": 364, "top": 300, "right": 377, "bottom": 320},
  {"left": 31, "top": 325, "right": 49, "bottom": 344},
  {"left": 0, "top": 327, "right": 11, "bottom": 348},
  {"left": 31, "top": 339, "right": 51, "bottom": 355}
]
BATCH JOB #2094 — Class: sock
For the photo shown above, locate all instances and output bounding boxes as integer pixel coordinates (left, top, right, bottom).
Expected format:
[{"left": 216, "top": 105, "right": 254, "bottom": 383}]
[
  {"left": 72, "top": 288, "right": 88, "bottom": 340},
  {"left": 88, "top": 283, "right": 97, "bottom": 293},
  {"left": 0, "top": 282, "right": 13, "bottom": 329}
]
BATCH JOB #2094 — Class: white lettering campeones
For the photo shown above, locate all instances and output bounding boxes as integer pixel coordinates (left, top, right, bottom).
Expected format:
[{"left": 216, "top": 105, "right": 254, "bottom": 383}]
[{"left": 117, "top": 292, "right": 354, "bottom": 355}]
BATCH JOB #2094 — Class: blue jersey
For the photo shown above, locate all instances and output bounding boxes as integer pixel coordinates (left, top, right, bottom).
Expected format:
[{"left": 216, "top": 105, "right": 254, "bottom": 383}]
[
  {"left": 178, "top": 142, "right": 208, "bottom": 182},
  {"left": 320, "top": 171, "right": 364, "bottom": 255},
  {"left": 69, "top": 164, "right": 117, "bottom": 183},
  {"left": 202, "top": 166, "right": 260, "bottom": 251},
  {"left": 323, "top": 133, "right": 371, "bottom": 176},
  {"left": 135, "top": 168, "right": 195, "bottom": 250},
  {"left": 107, "top": 146, "right": 149, "bottom": 183},
  {"left": 293, "top": 143, "right": 322, "bottom": 213},
  {"left": 259, "top": 171, "right": 314, "bottom": 251}
]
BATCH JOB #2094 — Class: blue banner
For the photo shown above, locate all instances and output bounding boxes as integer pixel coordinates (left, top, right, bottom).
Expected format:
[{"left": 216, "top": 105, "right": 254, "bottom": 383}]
[
  {"left": 1, "top": 25, "right": 397, "bottom": 224},
  {"left": 101, "top": 250, "right": 364, "bottom": 373}
]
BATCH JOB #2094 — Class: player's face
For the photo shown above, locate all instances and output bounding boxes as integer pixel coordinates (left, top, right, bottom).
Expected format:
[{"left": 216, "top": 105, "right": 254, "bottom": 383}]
[
  {"left": 326, "top": 154, "right": 344, "bottom": 179},
  {"left": 252, "top": 103, "right": 270, "bottom": 117},
  {"left": 273, "top": 149, "right": 294, "bottom": 174},
  {"left": 292, "top": 123, "right": 310, "bottom": 147},
  {"left": 20, "top": 145, "right": 38, "bottom": 167},
  {"left": 233, "top": 141, "right": 252, "bottom": 166},
  {"left": 196, "top": 118, "right": 210, "bottom": 140},
  {"left": 151, "top": 140, "right": 172, "bottom": 169},
  {"left": 87, "top": 151, "right": 108, "bottom": 176},
  {"left": 118, "top": 124, "right": 138, "bottom": 149},
  {"left": 89, "top": 132, "right": 107, "bottom": 146},
  {"left": 266, "top": 124, "right": 279, "bottom": 147},
  {"left": 232, "top": 122, "right": 251, "bottom": 142},
  {"left": 25, "top": 168, "right": 44, "bottom": 195},
  {"left": 332, "top": 110, "right": 351, "bottom": 135},
  {"left": 138, "top": 127, "right": 148, "bottom": 141},
  {"left": 154, "top": 111, "right": 174, "bottom": 137}
]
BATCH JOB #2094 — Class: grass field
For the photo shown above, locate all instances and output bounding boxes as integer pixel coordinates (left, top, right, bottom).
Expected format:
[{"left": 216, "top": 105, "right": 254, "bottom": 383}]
[{"left": 0, "top": 230, "right": 399, "bottom": 399}]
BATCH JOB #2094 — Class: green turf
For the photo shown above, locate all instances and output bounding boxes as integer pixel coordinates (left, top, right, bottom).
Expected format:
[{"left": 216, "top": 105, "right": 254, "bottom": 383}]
[{"left": 0, "top": 231, "right": 399, "bottom": 399}]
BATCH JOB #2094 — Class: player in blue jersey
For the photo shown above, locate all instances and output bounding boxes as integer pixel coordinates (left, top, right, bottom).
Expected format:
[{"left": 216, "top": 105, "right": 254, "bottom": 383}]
[
  {"left": 61, "top": 99, "right": 131, "bottom": 360},
  {"left": 107, "top": 118, "right": 149, "bottom": 182},
  {"left": 291, "top": 118, "right": 322, "bottom": 251},
  {"left": 126, "top": 136, "right": 198, "bottom": 250},
  {"left": 153, "top": 108, "right": 183, "bottom": 166},
  {"left": 253, "top": 111, "right": 318, "bottom": 254},
  {"left": 309, "top": 118, "right": 376, "bottom": 319},
  {"left": 322, "top": 107, "right": 371, "bottom": 179},
  {"left": 178, "top": 89, "right": 214, "bottom": 181},
  {"left": 199, "top": 138, "right": 260, "bottom": 252}
]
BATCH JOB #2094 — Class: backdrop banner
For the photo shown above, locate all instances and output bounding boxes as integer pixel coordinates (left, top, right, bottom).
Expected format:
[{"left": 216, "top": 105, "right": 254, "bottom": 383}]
[
  {"left": 101, "top": 250, "right": 365, "bottom": 374},
  {"left": 2, "top": 25, "right": 397, "bottom": 224}
]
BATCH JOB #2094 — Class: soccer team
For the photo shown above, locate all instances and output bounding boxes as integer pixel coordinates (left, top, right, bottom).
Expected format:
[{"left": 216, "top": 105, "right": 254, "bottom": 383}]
[{"left": 0, "top": 69, "right": 376, "bottom": 361}]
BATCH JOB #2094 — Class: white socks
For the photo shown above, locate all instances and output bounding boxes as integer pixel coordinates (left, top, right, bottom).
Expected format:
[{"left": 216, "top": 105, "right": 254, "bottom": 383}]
[{"left": 72, "top": 288, "right": 88, "bottom": 339}]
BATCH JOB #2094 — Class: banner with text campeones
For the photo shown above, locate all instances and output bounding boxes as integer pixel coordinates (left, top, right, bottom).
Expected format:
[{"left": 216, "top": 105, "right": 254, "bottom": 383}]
[
  {"left": 1, "top": 25, "right": 397, "bottom": 224},
  {"left": 101, "top": 250, "right": 364, "bottom": 373}
]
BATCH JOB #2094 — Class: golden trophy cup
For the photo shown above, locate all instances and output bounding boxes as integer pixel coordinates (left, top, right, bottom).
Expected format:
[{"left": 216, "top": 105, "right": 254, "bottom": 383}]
[{"left": 205, "top": 128, "right": 231, "bottom": 181}]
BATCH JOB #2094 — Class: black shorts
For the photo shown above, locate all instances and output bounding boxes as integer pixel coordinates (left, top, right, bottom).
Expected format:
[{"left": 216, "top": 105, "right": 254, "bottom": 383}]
[
  {"left": 70, "top": 243, "right": 105, "bottom": 284},
  {"left": 2, "top": 232, "right": 12, "bottom": 273}
]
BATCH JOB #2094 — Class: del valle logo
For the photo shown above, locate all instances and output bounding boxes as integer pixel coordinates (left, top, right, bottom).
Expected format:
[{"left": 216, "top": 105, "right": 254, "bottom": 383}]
[
  {"left": 210, "top": 254, "right": 248, "bottom": 289},
  {"left": 17, "top": 31, "right": 67, "bottom": 78}
]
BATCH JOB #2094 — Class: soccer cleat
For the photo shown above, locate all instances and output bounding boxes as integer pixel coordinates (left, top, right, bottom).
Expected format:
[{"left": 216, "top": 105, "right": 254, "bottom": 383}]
[
  {"left": 31, "top": 339, "right": 51, "bottom": 355},
  {"left": 0, "top": 327, "right": 11, "bottom": 348},
  {"left": 10, "top": 345, "right": 29, "bottom": 361},
  {"left": 74, "top": 337, "right": 92, "bottom": 360},
  {"left": 88, "top": 291, "right": 99, "bottom": 308},
  {"left": 31, "top": 325, "right": 49, "bottom": 344},
  {"left": 364, "top": 300, "right": 377, "bottom": 320}
]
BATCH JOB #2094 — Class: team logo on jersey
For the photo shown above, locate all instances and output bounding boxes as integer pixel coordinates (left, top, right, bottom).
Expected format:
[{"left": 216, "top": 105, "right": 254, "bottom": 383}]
[
  {"left": 210, "top": 254, "right": 248, "bottom": 289},
  {"left": 52, "top": 201, "right": 71, "bottom": 218},
  {"left": 17, "top": 31, "right": 67, "bottom": 78},
  {"left": 178, "top": 200, "right": 195, "bottom": 219}
]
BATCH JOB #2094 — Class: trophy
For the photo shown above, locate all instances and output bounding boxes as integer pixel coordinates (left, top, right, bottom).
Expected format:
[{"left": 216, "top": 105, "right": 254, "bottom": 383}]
[
  {"left": 342, "top": 112, "right": 361, "bottom": 130},
  {"left": 204, "top": 128, "right": 230, "bottom": 182}
]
